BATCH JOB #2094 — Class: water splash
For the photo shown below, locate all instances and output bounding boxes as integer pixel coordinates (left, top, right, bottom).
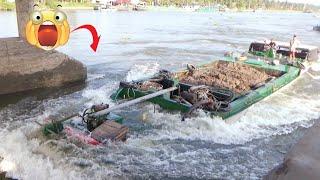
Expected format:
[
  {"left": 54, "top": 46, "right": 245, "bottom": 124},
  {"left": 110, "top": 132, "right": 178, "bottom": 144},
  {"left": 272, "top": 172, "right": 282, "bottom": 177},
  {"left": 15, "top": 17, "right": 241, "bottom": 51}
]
[
  {"left": 81, "top": 83, "right": 118, "bottom": 107},
  {"left": 86, "top": 73, "right": 105, "bottom": 82},
  {"left": 0, "top": 124, "right": 81, "bottom": 180},
  {"left": 132, "top": 75, "right": 320, "bottom": 145},
  {"left": 125, "top": 62, "right": 160, "bottom": 82}
]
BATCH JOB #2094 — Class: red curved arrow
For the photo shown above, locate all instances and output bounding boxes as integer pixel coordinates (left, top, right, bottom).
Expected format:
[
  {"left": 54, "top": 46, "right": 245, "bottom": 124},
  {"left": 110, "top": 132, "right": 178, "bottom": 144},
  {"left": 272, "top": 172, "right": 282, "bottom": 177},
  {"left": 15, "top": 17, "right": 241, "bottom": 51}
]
[{"left": 72, "top": 24, "right": 101, "bottom": 52}]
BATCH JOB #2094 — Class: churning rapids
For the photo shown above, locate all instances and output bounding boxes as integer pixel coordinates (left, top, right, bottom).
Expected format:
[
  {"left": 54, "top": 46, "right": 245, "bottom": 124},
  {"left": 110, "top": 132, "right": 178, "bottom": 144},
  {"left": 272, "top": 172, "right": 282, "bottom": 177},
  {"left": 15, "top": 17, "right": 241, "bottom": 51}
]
[{"left": 0, "top": 11, "right": 320, "bottom": 179}]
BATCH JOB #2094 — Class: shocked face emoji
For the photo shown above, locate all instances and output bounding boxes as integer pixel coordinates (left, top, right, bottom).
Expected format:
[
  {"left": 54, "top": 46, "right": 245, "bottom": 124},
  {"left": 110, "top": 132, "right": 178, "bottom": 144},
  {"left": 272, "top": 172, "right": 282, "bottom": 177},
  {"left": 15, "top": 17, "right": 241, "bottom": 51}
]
[{"left": 25, "top": 7, "right": 70, "bottom": 50}]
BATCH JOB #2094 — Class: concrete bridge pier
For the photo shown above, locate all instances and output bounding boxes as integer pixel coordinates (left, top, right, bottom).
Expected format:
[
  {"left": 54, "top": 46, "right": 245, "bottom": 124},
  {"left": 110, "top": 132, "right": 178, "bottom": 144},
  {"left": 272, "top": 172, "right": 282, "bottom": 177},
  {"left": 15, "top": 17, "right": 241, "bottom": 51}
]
[
  {"left": 0, "top": 0, "right": 87, "bottom": 95},
  {"left": 265, "top": 120, "right": 320, "bottom": 180},
  {"left": 15, "top": 0, "right": 33, "bottom": 39}
]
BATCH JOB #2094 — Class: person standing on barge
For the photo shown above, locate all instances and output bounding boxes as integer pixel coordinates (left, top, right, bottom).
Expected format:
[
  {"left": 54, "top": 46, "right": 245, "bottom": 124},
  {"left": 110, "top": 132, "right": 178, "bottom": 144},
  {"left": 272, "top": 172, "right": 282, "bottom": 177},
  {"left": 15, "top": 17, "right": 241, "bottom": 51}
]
[{"left": 289, "top": 35, "right": 299, "bottom": 62}]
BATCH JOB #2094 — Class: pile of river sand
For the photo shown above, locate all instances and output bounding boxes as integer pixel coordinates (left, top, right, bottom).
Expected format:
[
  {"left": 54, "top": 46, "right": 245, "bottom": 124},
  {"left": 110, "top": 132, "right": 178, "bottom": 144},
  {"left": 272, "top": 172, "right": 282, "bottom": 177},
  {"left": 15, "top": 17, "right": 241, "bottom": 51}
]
[{"left": 177, "top": 61, "right": 273, "bottom": 94}]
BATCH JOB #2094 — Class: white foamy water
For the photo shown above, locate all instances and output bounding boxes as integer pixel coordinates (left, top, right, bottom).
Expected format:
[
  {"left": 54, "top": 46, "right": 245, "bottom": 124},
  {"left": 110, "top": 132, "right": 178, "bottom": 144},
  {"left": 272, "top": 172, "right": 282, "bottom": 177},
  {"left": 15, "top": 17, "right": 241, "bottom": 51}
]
[
  {"left": 0, "top": 67, "right": 319, "bottom": 180},
  {"left": 81, "top": 83, "right": 118, "bottom": 107},
  {"left": 0, "top": 123, "right": 82, "bottom": 180},
  {"left": 311, "top": 62, "right": 320, "bottom": 71},
  {"left": 125, "top": 62, "right": 160, "bottom": 82},
  {"left": 121, "top": 64, "right": 320, "bottom": 144},
  {"left": 98, "top": 72, "right": 319, "bottom": 179},
  {"left": 138, "top": 89, "right": 319, "bottom": 145},
  {"left": 86, "top": 73, "right": 106, "bottom": 82}
]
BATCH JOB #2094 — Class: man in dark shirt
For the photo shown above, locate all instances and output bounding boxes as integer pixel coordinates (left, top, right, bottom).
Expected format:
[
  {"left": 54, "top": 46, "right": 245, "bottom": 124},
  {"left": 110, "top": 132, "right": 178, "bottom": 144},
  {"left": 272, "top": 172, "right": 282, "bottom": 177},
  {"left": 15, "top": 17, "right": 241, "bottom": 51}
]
[{"left": 269, "top": 39, "right": 276, "bottom": 49}]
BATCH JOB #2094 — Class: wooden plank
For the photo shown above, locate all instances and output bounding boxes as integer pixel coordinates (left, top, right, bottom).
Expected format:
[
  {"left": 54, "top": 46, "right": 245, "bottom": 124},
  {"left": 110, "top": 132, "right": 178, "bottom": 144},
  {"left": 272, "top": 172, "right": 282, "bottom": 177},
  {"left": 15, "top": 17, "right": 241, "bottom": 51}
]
[{"left": 91, "top": 121, "right": 129, "bottom": 142}]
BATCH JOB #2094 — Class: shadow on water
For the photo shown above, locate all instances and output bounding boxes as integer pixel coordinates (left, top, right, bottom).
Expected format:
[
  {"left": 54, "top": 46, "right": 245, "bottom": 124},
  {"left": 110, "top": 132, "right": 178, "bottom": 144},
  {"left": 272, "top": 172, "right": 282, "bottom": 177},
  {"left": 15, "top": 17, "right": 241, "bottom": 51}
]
[{"left": 0, "top": 82, "right": 86, "bottom": 109}]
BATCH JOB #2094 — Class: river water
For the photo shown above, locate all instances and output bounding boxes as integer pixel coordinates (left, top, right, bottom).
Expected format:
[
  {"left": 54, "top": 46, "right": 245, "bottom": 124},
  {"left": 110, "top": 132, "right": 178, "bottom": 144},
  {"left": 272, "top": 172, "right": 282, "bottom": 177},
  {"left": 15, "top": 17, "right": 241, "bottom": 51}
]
[{"left": 0, "top": 10, "right": 320, "bottom": 179}]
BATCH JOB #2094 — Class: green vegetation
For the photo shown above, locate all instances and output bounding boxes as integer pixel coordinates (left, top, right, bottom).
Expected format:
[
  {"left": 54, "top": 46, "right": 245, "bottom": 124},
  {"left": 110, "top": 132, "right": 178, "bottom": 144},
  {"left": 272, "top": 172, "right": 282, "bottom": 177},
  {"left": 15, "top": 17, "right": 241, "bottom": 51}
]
[
  {"left": 0, "top": 0, "right": 318, "bottom": 11},
  {"left": 0, "top": 0, "right": 15, "bottom": 11},
  {"left": 40, "top": 0, "right": 93, "bottom": 9},
  {"left": 150, "top": 0, "right": 319, "bottom": 11},
  {"left": 0, "top": 0, "right": 94, "bottom": 11}
]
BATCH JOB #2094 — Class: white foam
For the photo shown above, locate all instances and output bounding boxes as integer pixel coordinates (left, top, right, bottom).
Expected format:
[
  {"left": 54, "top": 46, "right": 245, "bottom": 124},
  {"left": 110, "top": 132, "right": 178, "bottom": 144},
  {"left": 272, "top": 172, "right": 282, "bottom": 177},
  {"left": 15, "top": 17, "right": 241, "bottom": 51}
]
[
  {"left": 82, "top": 63, "right": 161, "bottom": 108},
  {"left": 310, "top": 61, "right": 320, "bottom": 73},
  {"left": 1, "top": 62, "right": 319, "bottom": 179},
  {"left": 0, "top": 124, "right": 81, "bottom": 180},
  {"left": 125, "top": 62, "right": 160, "bottom": 82},
  {"left": 128, "top": 75, "right": 320, "bottom": 145},
  {"left": 312, "top": 64, "right": 320, "bottom": 72},
  {"left": 0, "top": 159, "right": 15, "bottom": 172},
  {"left": 81, "top": 83, "right": 117, "bottom": 107},
  {"left": 86, "top": 73, "right": 105, "bottom": 82}
]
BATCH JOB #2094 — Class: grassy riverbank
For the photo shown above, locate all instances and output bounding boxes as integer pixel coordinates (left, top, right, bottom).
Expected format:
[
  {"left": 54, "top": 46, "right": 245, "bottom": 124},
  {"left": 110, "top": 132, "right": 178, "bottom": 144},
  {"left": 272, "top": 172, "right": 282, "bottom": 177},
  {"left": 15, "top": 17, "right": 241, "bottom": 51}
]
[
  {"left": 0, "top": 1, "right": 93, "bottom": 11},
  {"left": 0, "top": 1, "right": 317, "bottom": 12},
  {"left": 45, "top": 1, "right": 93, "bottom": 9},
  {"left": 0, "top": 1, "right": 14, "bottom": 11}
]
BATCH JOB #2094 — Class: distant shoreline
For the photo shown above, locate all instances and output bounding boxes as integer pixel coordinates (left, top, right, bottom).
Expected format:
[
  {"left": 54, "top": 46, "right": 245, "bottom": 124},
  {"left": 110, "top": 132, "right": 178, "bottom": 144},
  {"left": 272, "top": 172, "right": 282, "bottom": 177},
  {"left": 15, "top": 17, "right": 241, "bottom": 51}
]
[{"left": 0, "top": 4, "right": 312, "bottom": 13}]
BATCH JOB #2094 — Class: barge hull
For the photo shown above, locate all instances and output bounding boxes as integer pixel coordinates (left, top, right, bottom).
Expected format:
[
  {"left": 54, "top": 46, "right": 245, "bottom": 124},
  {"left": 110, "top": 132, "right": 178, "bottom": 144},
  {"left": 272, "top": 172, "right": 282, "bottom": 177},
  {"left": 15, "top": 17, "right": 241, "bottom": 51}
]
[{"left": 112, "top": 59, "right": 300, "bottom": 120}]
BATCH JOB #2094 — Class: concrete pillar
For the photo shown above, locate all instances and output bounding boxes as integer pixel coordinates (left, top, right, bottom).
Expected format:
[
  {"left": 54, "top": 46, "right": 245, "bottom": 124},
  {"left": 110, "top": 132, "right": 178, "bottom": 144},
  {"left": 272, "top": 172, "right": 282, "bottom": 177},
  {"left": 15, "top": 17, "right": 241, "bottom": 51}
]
[
  {"left": 0, "top": 38, "right": 87, "bottom": 95},
  {"left": 265, "top": 121, "right": 320, "bottom": 180},
  {"left": 0, "top": 1, "right": 87, "bottom": 95},
  {"left": 15, "top": 0, "right": 34, "bottom": 39}
]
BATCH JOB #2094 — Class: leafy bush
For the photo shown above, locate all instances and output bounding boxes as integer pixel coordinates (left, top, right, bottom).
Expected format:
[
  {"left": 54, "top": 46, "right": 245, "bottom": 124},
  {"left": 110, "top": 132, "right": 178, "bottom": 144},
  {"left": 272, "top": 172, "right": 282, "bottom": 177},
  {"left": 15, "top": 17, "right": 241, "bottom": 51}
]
[
  {"left": 0, "top": 1, "right": 15, "bottom": 11},
  {"left": 45, "top": 0, "right": 58, "bottom": 9}
]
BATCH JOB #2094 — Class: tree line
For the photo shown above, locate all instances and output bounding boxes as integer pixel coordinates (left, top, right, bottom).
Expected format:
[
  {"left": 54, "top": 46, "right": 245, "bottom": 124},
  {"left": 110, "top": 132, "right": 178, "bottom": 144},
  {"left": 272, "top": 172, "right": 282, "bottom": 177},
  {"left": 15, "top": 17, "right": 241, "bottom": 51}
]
[
  {"left": 35, "top": 0, "right": 320, "bottom": 11},
  {"left": 148, "top": 0, "right": 319, "bottom": 11},
  {"left": 2, "top": 0, "right": 319, "bottom": 11}
]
